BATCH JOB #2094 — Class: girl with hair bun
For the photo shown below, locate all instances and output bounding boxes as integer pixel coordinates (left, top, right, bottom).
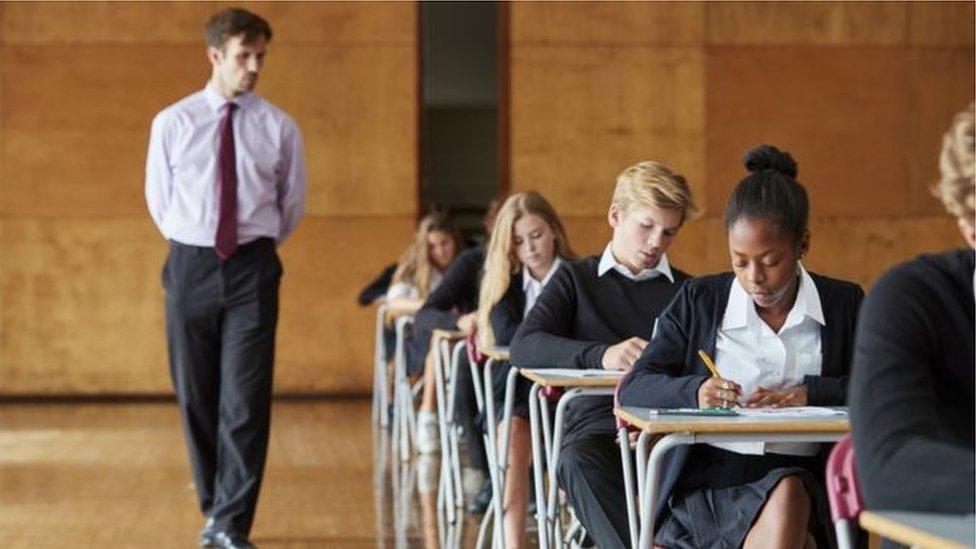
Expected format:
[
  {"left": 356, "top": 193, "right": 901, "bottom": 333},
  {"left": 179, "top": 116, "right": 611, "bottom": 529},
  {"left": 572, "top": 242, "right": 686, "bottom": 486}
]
[{"left": 620, "top": 144, "right": 865, "bottom": 548}]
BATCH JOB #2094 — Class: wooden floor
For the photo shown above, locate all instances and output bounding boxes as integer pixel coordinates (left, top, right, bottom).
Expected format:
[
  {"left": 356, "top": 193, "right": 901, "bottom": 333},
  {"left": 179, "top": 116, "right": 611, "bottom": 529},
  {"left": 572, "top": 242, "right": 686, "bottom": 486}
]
[{"left": 0, "top": 398, "right": 490, "bottom": 548}]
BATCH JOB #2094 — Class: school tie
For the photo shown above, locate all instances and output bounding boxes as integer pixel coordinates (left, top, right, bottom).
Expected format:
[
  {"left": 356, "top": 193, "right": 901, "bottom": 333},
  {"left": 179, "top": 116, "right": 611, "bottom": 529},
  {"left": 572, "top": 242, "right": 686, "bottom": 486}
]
[{"left": 215, "top": 102, "right": 238, "bottom": 260}]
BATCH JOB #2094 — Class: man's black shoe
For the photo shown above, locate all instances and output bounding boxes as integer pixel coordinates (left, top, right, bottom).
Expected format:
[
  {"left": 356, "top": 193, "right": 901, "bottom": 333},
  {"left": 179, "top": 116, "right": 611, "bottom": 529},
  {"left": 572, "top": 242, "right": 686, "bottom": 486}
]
[
  {"left": 198, "top": 517, "right": 216, "bottom": 547},
  {"left": 466, "top": 481, "right": 492, "bottom": 514},
  {"left": 212, "top": 532, "right": 256, "bottom": 549}
]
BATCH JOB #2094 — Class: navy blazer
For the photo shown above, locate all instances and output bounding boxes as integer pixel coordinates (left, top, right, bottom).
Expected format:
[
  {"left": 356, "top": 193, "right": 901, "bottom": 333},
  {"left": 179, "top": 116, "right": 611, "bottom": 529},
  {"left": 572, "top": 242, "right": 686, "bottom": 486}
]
[{"left": 618, "top": 271, "right": 864, "bottom": 520}]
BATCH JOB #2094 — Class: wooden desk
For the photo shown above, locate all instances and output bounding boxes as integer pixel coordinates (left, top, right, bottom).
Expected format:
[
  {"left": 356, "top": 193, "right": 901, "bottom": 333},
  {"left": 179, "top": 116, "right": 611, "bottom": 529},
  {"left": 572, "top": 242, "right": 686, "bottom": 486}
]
[
  {"left": 616, "top": 406, "right": 849, "bottom": 549},
  {"left": 431, "top": 328, "right": 465, "bottom": 341},
  {"left": 860, "top": 510, "right": 975, "bottom": 549},
  {"left": 521, "top": 369, "right": 623, "bottom": 548},
  {"left": 483, "top": 345, "right": 510, "bottom": 361}
]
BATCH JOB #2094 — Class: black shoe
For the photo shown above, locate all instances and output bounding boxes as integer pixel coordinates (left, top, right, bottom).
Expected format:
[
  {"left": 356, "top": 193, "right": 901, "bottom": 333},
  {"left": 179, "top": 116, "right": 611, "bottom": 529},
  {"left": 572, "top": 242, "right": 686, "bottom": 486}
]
[
  {"left": 198, "top": 518, "right": 216, "bottom": 547},
  {"left": 466, "top": 481, "right": 493, "bottom": 514},
  {"left": 212, "top": 532, "right": 256, "bottom": 549}
]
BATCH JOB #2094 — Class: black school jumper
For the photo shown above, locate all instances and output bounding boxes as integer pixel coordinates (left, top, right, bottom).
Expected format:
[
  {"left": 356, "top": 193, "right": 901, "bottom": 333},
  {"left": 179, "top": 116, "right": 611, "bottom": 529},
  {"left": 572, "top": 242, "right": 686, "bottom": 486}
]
[
  {"left": 850, "top": 250, "right": 975, "bottom": 517},
  {"left": 511, "top": 255, "right": 688, "bottom": 549},
  {"left": 619, "top": 272, "right": 863, "bottom": 547}
]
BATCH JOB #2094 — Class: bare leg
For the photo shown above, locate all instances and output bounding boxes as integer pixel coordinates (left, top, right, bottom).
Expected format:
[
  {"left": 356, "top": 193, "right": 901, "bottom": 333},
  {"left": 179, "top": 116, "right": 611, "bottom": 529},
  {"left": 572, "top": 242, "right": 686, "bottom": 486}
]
[
  {"left": 503, "top": 418, "right": 531, "bottom": 549},
  {"left": 419, "top": 349, "right": 437, "bottom": 412},
  {"left": 743, "top": 475, "right": 812, "bottom": 549}
]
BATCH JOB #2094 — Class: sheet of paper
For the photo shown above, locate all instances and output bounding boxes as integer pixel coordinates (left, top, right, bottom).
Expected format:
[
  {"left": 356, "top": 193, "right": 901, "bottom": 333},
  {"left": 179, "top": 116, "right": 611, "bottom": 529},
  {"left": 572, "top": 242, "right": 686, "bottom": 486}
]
[
  {"left": 526, "top": 368, "right": 624, "bottom": 378},
  {"left": 735, "top": 406, "right": 847, "bottom": 417}
]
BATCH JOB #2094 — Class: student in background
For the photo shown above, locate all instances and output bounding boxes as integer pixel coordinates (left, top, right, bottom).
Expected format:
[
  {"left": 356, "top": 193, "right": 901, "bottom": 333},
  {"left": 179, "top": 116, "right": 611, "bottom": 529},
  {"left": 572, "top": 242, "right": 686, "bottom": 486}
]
[
  {"left": 620, "top": 145, "right": 864, "bottom": 549},
  {"left": 382, "top": 213, "right": 462, "bottom": 421},
  {"left": 477, "top": 191, "right": 577, "bottom": 547},
  {"left": 510, "top": 161, "right": 697, "bottom": 548},
  {"left": 384, "top": 212, "right": 463, "bottom": 317},
  {"left": 411, "top": 201, "right": 501, "bottom": 515},
  {"left": 850, "top": 104, "right": 975, "bottom": 514}
]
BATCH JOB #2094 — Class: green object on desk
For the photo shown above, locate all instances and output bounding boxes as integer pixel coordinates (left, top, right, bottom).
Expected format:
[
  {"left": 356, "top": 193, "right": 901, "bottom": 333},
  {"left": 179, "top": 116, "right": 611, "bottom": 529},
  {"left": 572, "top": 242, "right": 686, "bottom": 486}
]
[{"left": 648, "top": 407, "right": 740, "bottom": 417}]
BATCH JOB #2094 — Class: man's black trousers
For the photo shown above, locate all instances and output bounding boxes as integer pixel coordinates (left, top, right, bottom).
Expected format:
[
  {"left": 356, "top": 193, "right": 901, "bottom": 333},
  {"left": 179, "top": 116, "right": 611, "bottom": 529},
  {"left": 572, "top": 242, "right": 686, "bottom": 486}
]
[{"left": 164, "top": 237, "right": 281, "bottom": 537}]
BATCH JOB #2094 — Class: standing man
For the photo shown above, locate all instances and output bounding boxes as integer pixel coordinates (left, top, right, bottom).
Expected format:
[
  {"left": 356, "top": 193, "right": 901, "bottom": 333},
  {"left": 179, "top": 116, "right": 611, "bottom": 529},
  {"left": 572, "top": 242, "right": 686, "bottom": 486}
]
[{"left": 145, "top": 8, "right": 305, "bottom": 549}]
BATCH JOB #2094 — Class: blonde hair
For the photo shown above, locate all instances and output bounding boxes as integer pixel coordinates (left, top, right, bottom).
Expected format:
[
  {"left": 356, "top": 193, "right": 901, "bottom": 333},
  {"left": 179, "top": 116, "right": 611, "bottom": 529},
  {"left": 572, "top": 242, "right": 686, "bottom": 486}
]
[
  {"left": 934, "top": 103, "right": 975, "bottom": 220},
  {"left": 391, "top": 212, "right": 463, "bottom": 300},
  {"left": 612, "top": 161, "right": 699, "bottom": 222},
  {"left": 477, "top": 192, "right": 576, "bottom": 350}
]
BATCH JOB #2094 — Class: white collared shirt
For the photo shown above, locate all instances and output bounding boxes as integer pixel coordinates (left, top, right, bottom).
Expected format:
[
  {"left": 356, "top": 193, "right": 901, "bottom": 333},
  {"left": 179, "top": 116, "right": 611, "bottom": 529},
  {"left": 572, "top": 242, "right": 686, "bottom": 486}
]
[
  {"left": 522, "top": 258, "right": 562, "bottom": 316},
  {"left": 597, "top": 244, "right": 674, "bottom": 282},
  {"left": 146, "top": 83, "right": 307, "bottom": 246},
  {"left": 385, "top": 270, "right": 444, "bottom": 300},
  {"left": 713, "top": 264, "right": 824, "bottom": 456}
]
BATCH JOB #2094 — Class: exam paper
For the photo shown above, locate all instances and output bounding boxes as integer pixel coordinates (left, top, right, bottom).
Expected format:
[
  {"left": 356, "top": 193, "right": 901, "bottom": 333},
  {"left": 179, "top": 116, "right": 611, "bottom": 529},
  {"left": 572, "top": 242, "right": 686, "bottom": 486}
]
[{"left": 736, "top": 406, "right": 847, "bottom": 417}]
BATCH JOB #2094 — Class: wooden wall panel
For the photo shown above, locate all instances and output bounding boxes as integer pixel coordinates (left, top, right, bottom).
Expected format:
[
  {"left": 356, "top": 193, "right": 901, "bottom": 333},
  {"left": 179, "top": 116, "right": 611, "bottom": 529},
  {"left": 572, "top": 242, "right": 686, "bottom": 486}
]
[
  {"left": 907, "top": 49, "right": 976, "bottom": 215},
  {"left": 512, "top": 1, "right": 703, "bottom": 46},
  {"left": 0, "top": 219, "right": 169, "bottom": 394},
  {"left": 705, "top": 47, "right": 911, "bottom": 217},
  {"left": 261, "top": 45, "right": 417, "bottom": 217},
  {"left": 1, "top": 46, "right": 205, "bottom": 216},
  {"left": 510, "top": 45, "right": 704, "bottom": 216},
  {"left": 232, "top": 1, "right": 415, "bottom": 45},
  {"left": 276, "top": 217, "right": 415, "bottom": 393},
  {"left": 706, "top": 2, "right": 907, "bottom": 45},
  {"left": 0, "top": 217, "right": 414, "bottom": 395},
  {"left": 908, "top": 1, "right": 976, "bottom": 47},
  {"left": 2, "top": 2, "right": 213, "bottom": 45}
]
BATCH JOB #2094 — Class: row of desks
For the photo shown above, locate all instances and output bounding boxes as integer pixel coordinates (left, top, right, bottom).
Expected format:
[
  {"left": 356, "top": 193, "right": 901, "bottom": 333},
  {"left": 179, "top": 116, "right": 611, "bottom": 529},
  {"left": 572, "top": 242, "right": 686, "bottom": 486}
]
[{"left": 476, "top": 344, "right": 974, "bottom": 549}]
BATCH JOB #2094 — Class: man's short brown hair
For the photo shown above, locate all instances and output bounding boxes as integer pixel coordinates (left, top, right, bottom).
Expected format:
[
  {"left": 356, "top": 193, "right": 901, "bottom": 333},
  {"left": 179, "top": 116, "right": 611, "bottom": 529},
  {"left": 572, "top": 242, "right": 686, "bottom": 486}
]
[{"left": 205, "top": 8, "right": 273, "bottom": 49}]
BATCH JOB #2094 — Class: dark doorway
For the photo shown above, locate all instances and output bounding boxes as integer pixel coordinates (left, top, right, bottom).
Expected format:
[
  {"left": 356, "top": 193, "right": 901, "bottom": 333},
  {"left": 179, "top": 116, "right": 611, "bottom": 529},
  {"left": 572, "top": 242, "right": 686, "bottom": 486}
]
[{"left": 420, "top": 1, "right": 503, "bottom": 239}]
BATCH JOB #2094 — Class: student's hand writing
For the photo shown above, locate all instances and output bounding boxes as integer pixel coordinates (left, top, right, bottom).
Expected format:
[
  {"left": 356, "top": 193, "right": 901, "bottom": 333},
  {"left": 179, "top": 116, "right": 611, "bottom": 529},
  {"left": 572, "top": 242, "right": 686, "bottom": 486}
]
[
  {"left": 456, "top": 313, "right": 477, "bottom": 335},
  {"left": 601, "top": 337, "right": 647, "bottom": 370},
  {"left": 697, "top": 378, "right": 743, "bottom": 409},
  {"left": 745, "top": 385, "right": 807, "bottom": 408}
]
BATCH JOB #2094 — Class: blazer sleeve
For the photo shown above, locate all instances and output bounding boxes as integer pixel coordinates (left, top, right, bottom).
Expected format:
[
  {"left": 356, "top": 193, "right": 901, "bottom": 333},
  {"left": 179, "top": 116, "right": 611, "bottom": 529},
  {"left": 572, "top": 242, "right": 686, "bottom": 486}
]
[
  {"left": 850, "top": 268, "right": 975, "bottom": 513},
  {"left": 804, "top": 284, "right": 864, "bottom": 405},
  {"left": 619, "top": 282, "right": 708, "bottom": 408},
  {"left": 490, "top": 285, "right": 524, "bottom": 347},
  {"left": 510, "top": 266, "right": 609, "bottom": 369}
]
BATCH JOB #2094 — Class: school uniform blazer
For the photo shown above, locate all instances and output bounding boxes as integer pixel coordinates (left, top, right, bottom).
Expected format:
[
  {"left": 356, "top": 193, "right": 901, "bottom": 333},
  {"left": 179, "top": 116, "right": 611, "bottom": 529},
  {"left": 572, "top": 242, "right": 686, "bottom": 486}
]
[
  {"left": 489, "top": 273, "right": 527, "bottom": 347},
  {"left": 618, "top": 271, "right": 864, "bottom": 521}
]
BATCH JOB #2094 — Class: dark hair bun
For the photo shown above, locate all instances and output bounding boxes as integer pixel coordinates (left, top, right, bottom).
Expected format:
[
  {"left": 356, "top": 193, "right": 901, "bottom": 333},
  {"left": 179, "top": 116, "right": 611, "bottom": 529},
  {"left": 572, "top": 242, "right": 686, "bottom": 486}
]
[{"left": 744, "top": 144, "right": 798, "bottom": 178}]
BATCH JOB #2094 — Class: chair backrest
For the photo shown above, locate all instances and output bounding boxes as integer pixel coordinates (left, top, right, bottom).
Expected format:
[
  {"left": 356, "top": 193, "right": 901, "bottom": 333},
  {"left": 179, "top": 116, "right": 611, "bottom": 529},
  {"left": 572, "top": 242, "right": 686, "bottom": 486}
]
[{"left": 826, "top": 433, "right": 863, "bottom": 522}]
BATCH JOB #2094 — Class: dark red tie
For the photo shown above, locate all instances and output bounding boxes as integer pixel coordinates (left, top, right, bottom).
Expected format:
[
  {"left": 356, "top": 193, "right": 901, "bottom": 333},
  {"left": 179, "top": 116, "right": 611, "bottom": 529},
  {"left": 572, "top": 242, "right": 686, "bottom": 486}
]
[{"left": 215, "top": 103, "right": 238, "bottom": 260}]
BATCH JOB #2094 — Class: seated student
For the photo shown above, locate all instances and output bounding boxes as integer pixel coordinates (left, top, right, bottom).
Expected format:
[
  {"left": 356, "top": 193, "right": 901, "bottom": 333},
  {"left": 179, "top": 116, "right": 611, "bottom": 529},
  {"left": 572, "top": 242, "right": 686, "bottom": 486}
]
[
  {"left": 384, "top": 213, "right": 462, "bottom": 405},
  {"left": 411, "top": 201, "right": 501, "bottom": 513},
  {"left": 477, "top": 191, "right": 577, "bottom": 547},
  {"left": 620, "top": 145, "right": 864, "bottom": 549},
  {"left": 511, "top": 161, "right": 697, "bottom": 548},
  {"left": 850, "top": 104, "right": 975, "bottom": 515}
]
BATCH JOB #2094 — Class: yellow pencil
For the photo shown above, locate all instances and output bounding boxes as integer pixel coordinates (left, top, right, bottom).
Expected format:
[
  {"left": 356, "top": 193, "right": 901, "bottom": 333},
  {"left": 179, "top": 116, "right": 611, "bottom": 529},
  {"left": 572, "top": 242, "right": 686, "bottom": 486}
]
[{"left": 697, "top": 349, "right": 722, "bottom": 379}]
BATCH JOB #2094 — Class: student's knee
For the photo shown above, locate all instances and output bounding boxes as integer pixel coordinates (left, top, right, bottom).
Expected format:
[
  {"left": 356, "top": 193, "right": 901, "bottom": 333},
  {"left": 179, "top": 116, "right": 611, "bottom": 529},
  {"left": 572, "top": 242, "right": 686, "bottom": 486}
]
[{"left": 773, "top": 475, "right": 811, "bottom": 512}]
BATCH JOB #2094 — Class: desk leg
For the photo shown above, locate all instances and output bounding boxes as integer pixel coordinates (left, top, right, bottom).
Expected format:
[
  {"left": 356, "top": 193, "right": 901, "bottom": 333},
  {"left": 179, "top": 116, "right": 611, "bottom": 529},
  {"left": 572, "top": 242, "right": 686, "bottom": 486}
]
[
  {"left": 496, "top": 366, "right": 520, "bottom": 544},
  {"left": 483, "top": 359, "right": 505, "bottom": 549},
  {"left": 433, "top": 338, "right": 456, "bottom": 524},
  {"left": 529, "top": 384, "right": 548, "bottom": 549},
  {"left": 635, "top": 432, "right": 649, "bottom": 521},
  {"left": 545, "top": 388, "right": 582, "bottom": 549},
  {"left": 637, "top": 433, "right": 692, "bottom": 549},
  {"left": 448, "top": 341, "right": 467, "bottom": 510},
  {"left": 619, "top": 427, "right": 638, "bottom": 549}
]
